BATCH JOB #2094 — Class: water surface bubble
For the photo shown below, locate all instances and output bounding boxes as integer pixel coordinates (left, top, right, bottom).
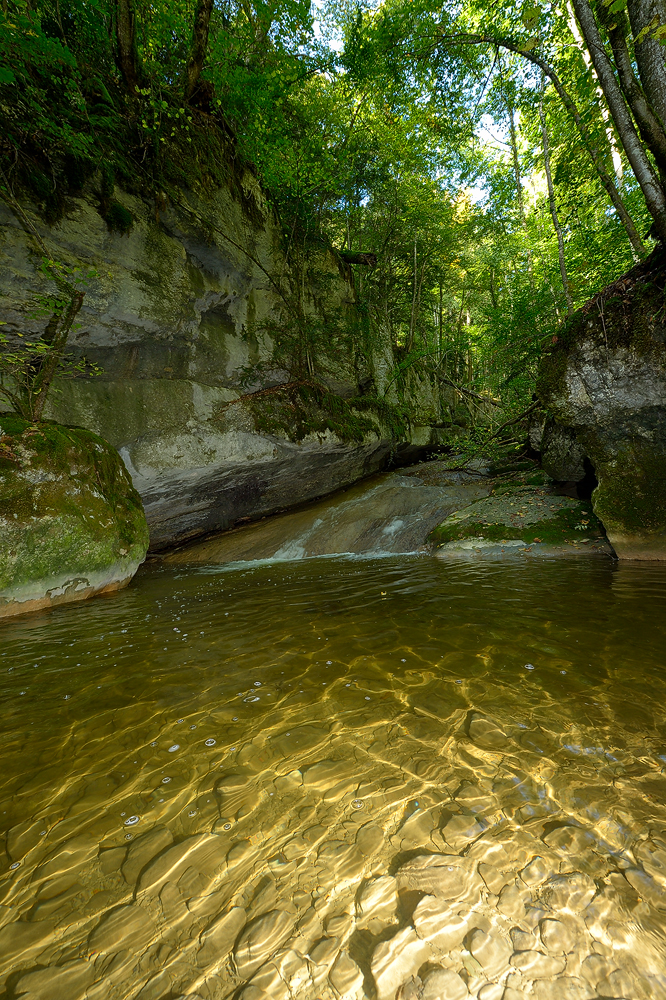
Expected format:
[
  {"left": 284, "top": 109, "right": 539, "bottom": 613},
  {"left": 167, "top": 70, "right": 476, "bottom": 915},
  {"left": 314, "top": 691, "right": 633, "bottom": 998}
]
[
  {"left": 232, "top": 717, "right": 238, "bottom": 722},
  {"left": 124, "top": 815, "right": 140, "bottom": 826},
  {"left": 351, "top": 799, "right": 365, "bottom": 810},
  {"left": 188, "top": 810, "right": 197, "bottom": 817},
  {"left": 189, "top": 725, "right": 196, "bottom": 730},
  {"left": 125, "top": 833, "right": 133, "bottom": 840},
  {"left": 223, "top": 822, "right": 232, "bottom": 831},
  {"left": 168, "top": 744, "right": 180, "bottom": 752},
  {"left": 525, "top": 663, "right": 535, "bottom": 670},
  {"left": 205, "top": 738, "right": 216, "bottom": 747},
  {"left": 162, "top": 776, "right": 172, "bottom": 784},
  {"left": 9, "top": 861, "right": 20, "bottom": 870},
  {"left": 254, "top": 681, "right": 262, "bottom": 687}
]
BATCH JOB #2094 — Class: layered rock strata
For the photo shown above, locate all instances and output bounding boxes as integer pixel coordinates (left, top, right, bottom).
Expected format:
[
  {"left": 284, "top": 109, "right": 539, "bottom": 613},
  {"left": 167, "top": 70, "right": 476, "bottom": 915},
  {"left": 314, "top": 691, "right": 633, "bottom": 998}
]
[{"left": 0, "top": 176, "right": 445, "bottom": 551}]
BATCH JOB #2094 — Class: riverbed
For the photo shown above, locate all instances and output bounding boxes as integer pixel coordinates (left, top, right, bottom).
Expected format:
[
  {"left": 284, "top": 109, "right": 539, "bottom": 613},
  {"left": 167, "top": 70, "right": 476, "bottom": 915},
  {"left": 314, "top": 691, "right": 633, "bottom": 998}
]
[{"left": 2, "top": 548, "right": 666, "bottom": 999}]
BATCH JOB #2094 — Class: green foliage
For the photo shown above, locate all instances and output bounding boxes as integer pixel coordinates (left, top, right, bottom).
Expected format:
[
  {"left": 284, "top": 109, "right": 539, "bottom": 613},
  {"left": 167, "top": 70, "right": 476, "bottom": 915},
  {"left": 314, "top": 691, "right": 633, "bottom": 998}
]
[
  {"left": 0, "top": 0, "right": 661, "bottom": 435},
  {"left": 0, "top": 252, "right": 100, "bottom": 420}
]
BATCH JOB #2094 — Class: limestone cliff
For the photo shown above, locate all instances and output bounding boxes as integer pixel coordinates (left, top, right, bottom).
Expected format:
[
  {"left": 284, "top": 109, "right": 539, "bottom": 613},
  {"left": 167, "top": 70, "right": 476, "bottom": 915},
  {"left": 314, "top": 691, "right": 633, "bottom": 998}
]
[
  {"left": 0, "top": 169, "right": 444, "bottom": 550},
  {"left": 539, "top": 247, "right": 666, "bottom": 560}
]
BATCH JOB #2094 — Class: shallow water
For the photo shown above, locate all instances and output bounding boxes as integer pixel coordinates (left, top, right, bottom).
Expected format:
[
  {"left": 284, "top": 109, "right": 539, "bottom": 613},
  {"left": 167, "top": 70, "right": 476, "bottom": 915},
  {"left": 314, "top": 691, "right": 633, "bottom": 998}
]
[{"left": 2, "top": 555, "right": 666, "bottom": 1000}]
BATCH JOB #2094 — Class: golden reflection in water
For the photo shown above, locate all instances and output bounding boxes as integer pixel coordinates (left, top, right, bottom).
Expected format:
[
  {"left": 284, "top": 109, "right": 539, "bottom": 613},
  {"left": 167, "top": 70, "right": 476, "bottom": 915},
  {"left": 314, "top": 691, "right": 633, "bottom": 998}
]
[{"left": 1, "top": 556, "right": 666, "bottom": 1000}]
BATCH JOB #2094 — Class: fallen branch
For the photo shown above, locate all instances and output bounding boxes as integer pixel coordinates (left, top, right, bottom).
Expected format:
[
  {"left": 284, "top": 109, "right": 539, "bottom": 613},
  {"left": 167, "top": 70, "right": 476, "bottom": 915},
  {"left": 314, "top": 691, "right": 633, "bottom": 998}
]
[
  {"left": 431, "top": 371, "right": 502, "bottom": 407},
  {"left": 443, "top": 401, "right": 541, "bottom": 471},
  {"left": 214, "top": 378, "right": 325, "bottom": 414}
]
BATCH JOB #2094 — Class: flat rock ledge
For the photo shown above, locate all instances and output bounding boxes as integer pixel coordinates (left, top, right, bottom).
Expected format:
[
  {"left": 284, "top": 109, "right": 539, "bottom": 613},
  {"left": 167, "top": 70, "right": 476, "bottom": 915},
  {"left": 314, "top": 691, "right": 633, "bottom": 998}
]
[
  {"left": 0, "top": 417, "right": 149, "bottom": 618},
  {"left": 428, "top": 484, "right": 614, "bottom": 559}
]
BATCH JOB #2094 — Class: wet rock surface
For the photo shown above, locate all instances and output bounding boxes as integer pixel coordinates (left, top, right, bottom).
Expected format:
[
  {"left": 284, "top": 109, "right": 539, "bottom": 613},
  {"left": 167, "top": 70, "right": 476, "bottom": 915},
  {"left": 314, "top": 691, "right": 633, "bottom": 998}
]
[{"left": 165, "top": 463, "right": 490, "bottom": 564}]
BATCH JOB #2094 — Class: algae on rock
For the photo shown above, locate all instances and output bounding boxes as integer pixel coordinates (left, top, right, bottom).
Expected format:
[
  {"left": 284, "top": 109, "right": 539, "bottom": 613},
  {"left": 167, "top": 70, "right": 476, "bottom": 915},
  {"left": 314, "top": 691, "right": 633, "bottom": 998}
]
[{"left": 0, "top": 416, "right": 149, "bottom": 617}]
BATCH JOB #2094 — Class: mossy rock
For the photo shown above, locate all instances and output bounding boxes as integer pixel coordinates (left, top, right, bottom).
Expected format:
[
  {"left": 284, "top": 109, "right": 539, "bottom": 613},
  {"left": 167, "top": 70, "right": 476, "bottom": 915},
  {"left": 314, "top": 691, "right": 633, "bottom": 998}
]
[
  {"left": 0, "top": 416, "right": 149, "bottom": 617},
  {"left": 427, "top": 485, "right": 612, "bottom": 557},
  {"left": 590, "top": 441, "right": 666, "bottom": 559},
  {"left": 240, "top": 382, "right": 408, "bottom": 444},
  {"left": 537, "top": 247, "right": 666, "bottom": 559}
]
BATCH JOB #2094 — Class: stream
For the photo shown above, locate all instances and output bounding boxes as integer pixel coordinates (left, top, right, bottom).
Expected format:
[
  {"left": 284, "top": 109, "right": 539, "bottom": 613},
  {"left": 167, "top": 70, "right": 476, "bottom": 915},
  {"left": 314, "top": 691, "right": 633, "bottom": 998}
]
[{"left": 2, "top": 463, "right": 666, "bottom": 1000}]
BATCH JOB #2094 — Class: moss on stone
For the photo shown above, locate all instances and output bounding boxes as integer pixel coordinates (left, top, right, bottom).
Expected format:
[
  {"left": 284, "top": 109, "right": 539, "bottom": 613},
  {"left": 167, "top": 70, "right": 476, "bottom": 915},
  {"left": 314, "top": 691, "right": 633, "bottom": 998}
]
[
  {"left": 427, "top": 486, "right": 605, "bottom": 548},
  {"left": 0, "top": 416, "right": 149, "bottom": 598},
  {"left": 592, "top": 445, "right": 666, "bottom": 539},
  {"left": 538, "top": 248, "right": 666, "bottom": 408},
  {"left": 104, "top": 200, "right": 134, "bottom": 235},
  {"left": 244, "top": 383, "right": 408, "bottom": 445}
]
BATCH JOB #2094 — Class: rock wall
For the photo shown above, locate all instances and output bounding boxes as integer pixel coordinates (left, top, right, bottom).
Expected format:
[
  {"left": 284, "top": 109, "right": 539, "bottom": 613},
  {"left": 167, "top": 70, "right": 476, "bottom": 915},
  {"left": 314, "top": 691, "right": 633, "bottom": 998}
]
[
  {"left": 539, "top": 247, "right": 666, "bottom": 560},
  {"left": 0, "top": 170, "right": 444, "bottom": 551}
]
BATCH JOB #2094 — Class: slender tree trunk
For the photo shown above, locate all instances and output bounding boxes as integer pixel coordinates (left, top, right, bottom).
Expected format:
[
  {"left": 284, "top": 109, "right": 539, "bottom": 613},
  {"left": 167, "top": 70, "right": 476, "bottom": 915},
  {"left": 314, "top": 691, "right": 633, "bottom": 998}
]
[
  {"left": 567, "top": 1, "right": 624, "bottom": 185},
  {"left": 449, "top": 35, "right": 647, "bottom": 255},
  {"left": 540, "top": 73, "right": 574, "bottom": 316},
  {"left": 407, "top": 239, "right": 417, "bottom": 351},
  {"left": 185, "top": 0, "right": 214, "bottom": 102},
  {"left": 505, "top": 86, "right": 536, "bottom": 295},
  {"left": 596, "top": 4, "right": 666, "bottom": 177},
  {"left": 116, "top": 0, "right": 141, "bottom": 93},
  {"left": 628, "top": 0, "right": 666, "bottom": 129},
  {"left": 570, "top": 0, "right": 666, "bottom": 239}
]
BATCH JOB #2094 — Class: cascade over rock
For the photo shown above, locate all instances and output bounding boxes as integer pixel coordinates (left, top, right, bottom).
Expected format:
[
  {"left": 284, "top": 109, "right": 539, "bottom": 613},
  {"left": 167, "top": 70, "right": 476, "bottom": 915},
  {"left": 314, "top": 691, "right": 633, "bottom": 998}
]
[
  {"left": 538, "top": 247, "right": 666, "bottom": 560},
  {"left": 0, "top": 173, "right": 446, "bottom": 552}
]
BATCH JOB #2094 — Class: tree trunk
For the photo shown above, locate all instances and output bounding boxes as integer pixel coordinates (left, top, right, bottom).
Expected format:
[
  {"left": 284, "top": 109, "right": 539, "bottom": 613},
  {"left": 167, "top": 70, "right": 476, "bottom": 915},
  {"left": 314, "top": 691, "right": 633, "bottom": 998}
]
[
  {"left": 540, "top": 73, "right": 574, "bottom": 316},
  {"left": 504, "top": 79, "right": 537, "bottom": 294},
  {"left": 628, "top": 0, "right": 666, "bottom": 129},
  {"left": 185, "top": 0, "right": 214, "bottom": 103},
  {"left": 567, "top": 1, "right": 624, "bottom": 185},
  {"left": 450, "top": 35, "right": 647, "bottom": 255},
  {"left": 596, "top": 3, "right": 666, "bottom": 178},
  {"left": 115, "top": 0, "right": 141, "bottom": 93},
  {"left": 407, "top": 239, "right": 417, "bottom": 351},
  {"left": 570, "top": 0, "right": 666, "bottom": 240}
]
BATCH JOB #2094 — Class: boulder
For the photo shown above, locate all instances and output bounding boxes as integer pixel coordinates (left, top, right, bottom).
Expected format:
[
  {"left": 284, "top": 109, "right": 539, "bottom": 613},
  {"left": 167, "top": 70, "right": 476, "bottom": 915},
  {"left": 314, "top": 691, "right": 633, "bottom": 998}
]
[
  {"left": 0, "top": 416, "right": 148, "bottom": 617},
  {"left": 428, "top": 483, "right": 611, "bottom": 558},
  {"left": 540, "top": 418, "right": 587, "bottom": 482},
  {"left": 539, "top": 247, "right": 666, "bottom": 559}
]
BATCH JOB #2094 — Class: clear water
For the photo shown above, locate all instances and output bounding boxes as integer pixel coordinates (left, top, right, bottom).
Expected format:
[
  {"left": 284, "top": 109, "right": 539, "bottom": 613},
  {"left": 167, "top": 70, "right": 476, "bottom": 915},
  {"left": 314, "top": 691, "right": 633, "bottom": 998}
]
[{"left": 1, "top": 555, "right": 666, "bottom": 1000}]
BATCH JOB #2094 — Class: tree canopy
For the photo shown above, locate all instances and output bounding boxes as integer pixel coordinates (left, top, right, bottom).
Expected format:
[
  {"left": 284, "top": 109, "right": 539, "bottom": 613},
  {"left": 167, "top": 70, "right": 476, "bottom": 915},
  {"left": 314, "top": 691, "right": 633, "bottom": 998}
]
[{"left": 1, "top": 0, "right": 664, "bottom": 427}]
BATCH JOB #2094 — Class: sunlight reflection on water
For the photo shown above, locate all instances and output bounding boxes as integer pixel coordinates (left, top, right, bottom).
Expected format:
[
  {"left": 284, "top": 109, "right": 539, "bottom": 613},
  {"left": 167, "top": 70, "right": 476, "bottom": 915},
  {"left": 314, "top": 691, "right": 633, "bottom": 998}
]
[{"left": 1, "top": 556, "right": 666, "bottom": 999}]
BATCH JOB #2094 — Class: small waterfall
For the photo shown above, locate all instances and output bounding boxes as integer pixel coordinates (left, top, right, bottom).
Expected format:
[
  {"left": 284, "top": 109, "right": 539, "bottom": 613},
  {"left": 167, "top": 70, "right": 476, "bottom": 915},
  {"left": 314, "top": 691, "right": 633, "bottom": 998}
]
[{"left": 165, "top": 462, "right": 489, "bottom": 565}]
